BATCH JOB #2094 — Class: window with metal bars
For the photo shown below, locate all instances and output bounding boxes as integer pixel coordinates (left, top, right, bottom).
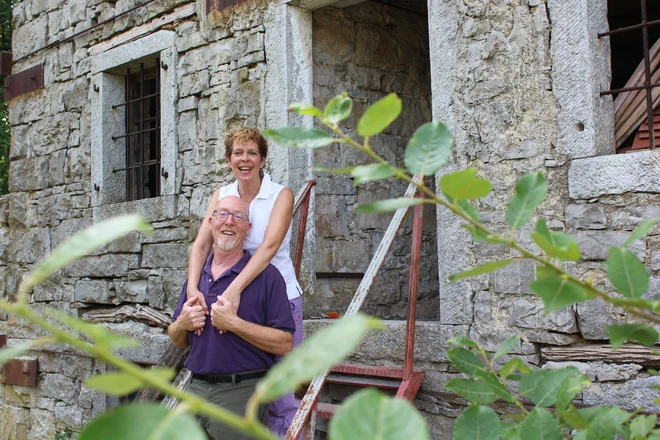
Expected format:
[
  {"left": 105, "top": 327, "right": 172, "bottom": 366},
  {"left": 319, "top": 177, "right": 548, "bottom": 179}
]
[
  {"left": 112, "top": 62, "right": 161, "bottom": 201},
  {"left": 602, "top": 0, "right": 660, "bottom": 153}
]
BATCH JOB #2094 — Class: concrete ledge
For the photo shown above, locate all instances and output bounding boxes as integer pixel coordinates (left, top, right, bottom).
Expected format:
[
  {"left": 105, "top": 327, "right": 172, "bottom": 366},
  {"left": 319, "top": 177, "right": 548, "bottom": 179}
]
[
  {"left": 92, "top": 195, "right": 178, "bottom": 223},
  {"left": 303, "top": 319, "right": 468, "bottom": 364},
  {"left": 568, "top": 151, "right": 660, "bottom": 199}
]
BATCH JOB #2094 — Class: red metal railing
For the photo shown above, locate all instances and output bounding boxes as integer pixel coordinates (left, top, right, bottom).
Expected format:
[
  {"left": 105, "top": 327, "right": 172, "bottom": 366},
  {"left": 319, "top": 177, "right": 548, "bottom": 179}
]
[{"left": 287, "top": 180, "right": 425, "bottom": 439}]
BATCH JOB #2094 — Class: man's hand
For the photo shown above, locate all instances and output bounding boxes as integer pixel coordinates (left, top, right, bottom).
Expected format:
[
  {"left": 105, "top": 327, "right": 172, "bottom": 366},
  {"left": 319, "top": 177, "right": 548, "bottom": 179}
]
[
  {"left": 187, "top": 286, "right": 208, "bottom": 336},
  {"left": 177, "top": 296, "right": 206, "bottom": 332},
  {"left": 211, "top": 296, "right": 239, "bottom": 333}
]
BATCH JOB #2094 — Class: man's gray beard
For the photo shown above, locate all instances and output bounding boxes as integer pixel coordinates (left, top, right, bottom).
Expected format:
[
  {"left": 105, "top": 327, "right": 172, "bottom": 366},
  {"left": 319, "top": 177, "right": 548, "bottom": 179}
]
[{"left": 216, "top": 235, "right": 240, "bottom": 252}]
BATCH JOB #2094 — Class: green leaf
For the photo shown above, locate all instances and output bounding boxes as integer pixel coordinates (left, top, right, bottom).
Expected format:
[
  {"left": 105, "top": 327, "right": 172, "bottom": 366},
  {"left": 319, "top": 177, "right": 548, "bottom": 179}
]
[
  {"left": 623, "top": 219, "right": 659, "bottom": 247},
  {"left": 324, "top": 93, "right": 353, "bottom": 125},
  {"left": 501, "top": 423, "right": 521, "bottom": 440},
  {"left": 555, "top": 374, "right": 590, "bottom": 413},
  {"left": 0, "top": 342, "right": 35, "bottom": 365},
  {"left": 586, "top": 407, "right": 631, "bottom": 440},
  {"left": 519, "top": 367, "right": 578, "bottom": 407},
  {"left": 493, "top": 335, "right": 519, "bottom": 360},
  {"left": 357, "top": 93, "right": 403, "bottom": 137},
  {"left": 355, "top": 197, "right": 425, "bottom": 214},
  {"left": 351, "top": 164, "right": 398, "bottom": 186},
  {"left": 448, "top": 259, "right": 515, "bottom": 282},
  {"left": 458, "top": 200, "right": 480, "bottom": 221},
  {"left": 474, "top": 370, "right": 516, "bottom": 403},
  {"left": 329, "top": 389, "right": 429, "bottom": 440},
  {"left": 448, "top": 336, "right": 479, "bottom": 348},
  {"left": 85, "top": 373, "right": 145, "bottom": 396},
  {"left": 445, "top": 378, "right": 497, "bottom": 404},
  {"left": 606, "top": 247, "right": 649, "bottom": 298},
  {"left": 563, "top": 405, "right": 590, "bottom": 430},
  {"left": 45, "top": 308, "right": 140, "bottom": 349},
  {"left": 629, "top": 414, "right": 657, "bottom": 440},
  {"left": 254, "top": 314, "right": 384, "bottom": 403},
  {"left": 262, "top": 127, "right": 336, "bottom": 149},
  {"left": 520, "top": 408, "right": 561, "bottom": 440},
  {"left": 453, "top": 405, "right": 501, "bottom": 440},
  {"left": 446, "top": 347, "right": 487, "bottom": 378},
  {"left": 606, "top": 324, "right": 659, "bottom": 350},
  {"left": 440, "top": 168, "right": 493, "bottom": 201},
  {"left": 404, "top": 122, "right": 453, "bottom": 176},
  {"left": 78, "top": 403, "right": 206, "bottom": 440},
  {"left": 536, "top": 264, "right": 560, "bottom": 280},
  {"left": 505, "top": 171, "right": 548, "bottom": 231},
  {"left": 531, "top": 218, "right": 580, "bottom": 261},
  {"left": 313, "top": 166, "right": 355, "bottom": 175},
  {"left": 499, "top": 357, "right": 530, "bottom": 380},
  {"left": 24, "top": 215, "right": 152, "bottom": 290},
  {"left": 530, "top": 275, "right": 588, "bottom": 313},
  {"left": 288, "top": 102, "right": 323, "bottom": 118}
]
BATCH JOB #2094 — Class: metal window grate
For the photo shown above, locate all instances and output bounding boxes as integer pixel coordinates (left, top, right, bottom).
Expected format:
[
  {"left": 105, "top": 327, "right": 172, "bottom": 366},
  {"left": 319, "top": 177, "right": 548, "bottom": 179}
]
[
  {"left": 600, "top": 0, "right": 660, "bottom": 150},
  {"left": 112, "top": 62, "right": 161, "bottom": 201}
]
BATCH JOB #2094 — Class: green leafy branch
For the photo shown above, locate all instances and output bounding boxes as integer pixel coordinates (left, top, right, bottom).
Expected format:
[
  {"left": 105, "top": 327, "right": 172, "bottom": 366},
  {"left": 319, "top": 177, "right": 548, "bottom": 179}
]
[
  {"left": 264, "top": 92, "right": 660, "bottom": 348},
  {"left": 0, "top": 214, "right": 426, "bottom": 439}
]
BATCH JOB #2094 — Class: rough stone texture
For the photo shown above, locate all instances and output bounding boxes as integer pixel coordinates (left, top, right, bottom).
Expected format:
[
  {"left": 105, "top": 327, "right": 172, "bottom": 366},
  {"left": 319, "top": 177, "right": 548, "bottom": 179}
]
[
  {"left": 544, "top": 361, "right": 642, "bottom": 382},
  {"left": 569, "top": 151, "right": 660, "bottom": 199},
  {"left": 308, "top": 3, "right": 438, "bottom": 320},
  {"left": 581, "top": 376, "right": 660, "bottom": 412},
  {"left": 565, "top": 203, "right": 607, "bottom": 229}
]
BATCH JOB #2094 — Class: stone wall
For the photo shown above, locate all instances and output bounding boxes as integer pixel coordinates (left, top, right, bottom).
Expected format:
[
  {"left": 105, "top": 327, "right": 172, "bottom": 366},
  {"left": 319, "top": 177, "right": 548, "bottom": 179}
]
[
  {"left": 309, "top": 3, "right": 438, "bottom": 321},
  {"left": 0, "top": 0, "right": 283, "bottom": 435}
]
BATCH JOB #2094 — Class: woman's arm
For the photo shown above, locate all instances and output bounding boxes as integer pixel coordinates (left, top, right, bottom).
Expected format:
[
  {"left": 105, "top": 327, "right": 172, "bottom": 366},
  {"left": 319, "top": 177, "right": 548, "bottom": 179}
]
[
  {"left": 186, "top": 188, "right": 219, "bottom": 315},
  {"left": 221, "top": 187, "right": 295, "bottom": 308}
]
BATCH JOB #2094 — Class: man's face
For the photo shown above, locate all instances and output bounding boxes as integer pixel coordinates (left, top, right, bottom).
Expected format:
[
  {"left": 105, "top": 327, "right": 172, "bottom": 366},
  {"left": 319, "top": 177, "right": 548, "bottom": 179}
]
[{"left": 210, "top": 196, "right": 250, "bottom": 252}]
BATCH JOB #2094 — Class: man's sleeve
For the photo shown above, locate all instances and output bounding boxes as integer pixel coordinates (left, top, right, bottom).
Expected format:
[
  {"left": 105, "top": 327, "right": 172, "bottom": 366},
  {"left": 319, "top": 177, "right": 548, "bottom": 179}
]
[
  {"left": 264, "top": 270, "right": 296, "bottom": 334},
  {"left": 171, "top": 280, "right": 189, "bottom": 322}
]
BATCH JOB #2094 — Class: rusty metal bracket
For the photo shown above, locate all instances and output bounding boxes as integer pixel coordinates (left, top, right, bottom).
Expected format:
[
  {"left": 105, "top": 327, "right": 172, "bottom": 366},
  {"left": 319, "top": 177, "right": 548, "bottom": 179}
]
[
  {"left": 1, "top": 358, "right": 38, "bottom": 387},
  {"left": 4, "top": 63, "right": 45, "bottom": 101},
  {"left": 0, "top": 334, "right": 6, "bottom": 348},
  {"left": 0, "top": 52, "right": 12, "bottom": 76}
]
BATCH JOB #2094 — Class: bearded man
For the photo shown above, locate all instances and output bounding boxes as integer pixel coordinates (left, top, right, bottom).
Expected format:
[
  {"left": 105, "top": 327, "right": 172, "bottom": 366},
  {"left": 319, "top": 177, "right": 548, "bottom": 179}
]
[{"left": 168, "top": 195, "right": 295, "bottom": 440}]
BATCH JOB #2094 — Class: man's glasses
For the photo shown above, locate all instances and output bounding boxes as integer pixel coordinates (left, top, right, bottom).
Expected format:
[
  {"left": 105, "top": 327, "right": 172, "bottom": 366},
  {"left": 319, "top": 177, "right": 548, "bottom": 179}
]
[{"left": 212, "top": 210, "right": 248, "bottom": 223}]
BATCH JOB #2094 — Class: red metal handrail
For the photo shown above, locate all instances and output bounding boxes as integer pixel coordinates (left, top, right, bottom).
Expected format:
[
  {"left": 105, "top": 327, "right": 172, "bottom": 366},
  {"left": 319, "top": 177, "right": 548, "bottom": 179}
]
[{"left": 292, "top": 180, "right": 316, "bottom": 278}]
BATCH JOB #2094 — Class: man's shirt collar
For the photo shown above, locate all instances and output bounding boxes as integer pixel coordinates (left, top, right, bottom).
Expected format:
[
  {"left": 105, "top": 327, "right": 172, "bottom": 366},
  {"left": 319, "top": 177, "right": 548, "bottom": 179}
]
[{"left": 202, "top": 250, "right": 252, "bottom": 279}]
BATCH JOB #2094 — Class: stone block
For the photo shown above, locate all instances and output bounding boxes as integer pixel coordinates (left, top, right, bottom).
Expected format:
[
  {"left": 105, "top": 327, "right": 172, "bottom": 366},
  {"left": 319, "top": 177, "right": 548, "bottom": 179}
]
[
  {"left": 108, "top": 322, "right": 171, "bottom": 364},
  {"left": 492, "top": 259, "right": 535, "bottom": 294},
  {"left": 574, "top": 230, "right": 645, "bottom": 261},
  {"left": 582, "top": 376, "right": 660, "bottom": 411},
  {"left": 66, "top": 254, "right": 140, "bottom": 278},
  {"left": 611, "top": 205, "right": 660, "bottom": 231},
  {"left": 28, "top": 409, "right": 55, "bottom": 440},
  {"left": 440, "top": 282, "right": 473, "bottom": 325},
  {"left": 7, "top": 227, "right": 51, "bottom": 264},
  {"left": 565, "top": 203, "right": 606, "bottom": 229},
  {"left": 576, "top": 299, "right": 626, "bottom": 340},
  {"left": 74, "top": 280, "right": 113, "bottom": 304},
  {"left": 54, "top": 402, "right": 84, "bottom": 430},
  {"left": 178, "top": 111, "right": 198, "bottom": 152},
  {"left": 525, "top": 331, "right": 579, "bottom": 346},
  {"left": 9, "top": 157, "right": 50, "bottom": 192},
  {"left": 142, "top": 243, "right": 189, "bottom": 269},
  {"left": 114, "top": 279, "right": 149, "bottom": 303},
  {"left": 332, "top": 238, "right": 371, "bottom": 272},
  {"left": 41, "top": 374, "right": 79, "bottom": 404},
  {"left": 468, "top": 325, "right": 525, "bottom": 353},
  {"left": 501, "top": 296, "right": 578, "bottom": 333},
  {"left": 569, "top": 151, "right": 660, "bottom": 199},
  {"left": 315, "top": 194, "right": 352, "bottom": 237},
  {"left": 0, "top": 405, "right": 29, "bottom": 440}
]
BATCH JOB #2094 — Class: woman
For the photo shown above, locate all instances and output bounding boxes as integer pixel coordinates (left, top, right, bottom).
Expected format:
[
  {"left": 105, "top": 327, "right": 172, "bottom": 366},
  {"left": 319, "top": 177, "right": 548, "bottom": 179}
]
[{"left": 186, "top": 128, "right": 302, "bottom": 437}]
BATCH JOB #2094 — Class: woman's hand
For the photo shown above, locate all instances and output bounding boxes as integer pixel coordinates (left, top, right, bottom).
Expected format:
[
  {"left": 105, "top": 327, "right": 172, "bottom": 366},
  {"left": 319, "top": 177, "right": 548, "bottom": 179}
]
[{"left": 186, "top": 285, "right": 208, "bottom": 336}]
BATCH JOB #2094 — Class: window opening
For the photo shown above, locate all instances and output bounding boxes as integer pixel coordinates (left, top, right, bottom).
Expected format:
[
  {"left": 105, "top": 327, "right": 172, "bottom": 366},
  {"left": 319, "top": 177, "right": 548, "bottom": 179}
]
[
  {"left": 112, "top": 62, "right": 161, "bottom": 200},
  {"left": 601, "top": 0, "right": 660, "bottom": 152}
]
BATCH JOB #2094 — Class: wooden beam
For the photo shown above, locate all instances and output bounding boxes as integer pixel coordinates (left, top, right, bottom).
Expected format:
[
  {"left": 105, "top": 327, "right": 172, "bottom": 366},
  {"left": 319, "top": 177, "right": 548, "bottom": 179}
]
[{"left": 542, "top": 344, "right": 660, "bottom": 366}]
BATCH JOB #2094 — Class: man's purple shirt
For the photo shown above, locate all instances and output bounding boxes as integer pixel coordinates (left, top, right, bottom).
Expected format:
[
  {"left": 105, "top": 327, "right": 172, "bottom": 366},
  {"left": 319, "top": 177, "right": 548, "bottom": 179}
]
[{"left": 172, "top": 251, "right": 295, "bottom": 375}]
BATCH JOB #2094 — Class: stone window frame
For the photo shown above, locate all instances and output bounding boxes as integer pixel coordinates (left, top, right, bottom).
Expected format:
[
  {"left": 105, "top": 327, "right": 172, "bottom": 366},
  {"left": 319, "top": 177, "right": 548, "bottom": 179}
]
[{"left": 90, "top": 30, "right": 178, "bottom": 222}]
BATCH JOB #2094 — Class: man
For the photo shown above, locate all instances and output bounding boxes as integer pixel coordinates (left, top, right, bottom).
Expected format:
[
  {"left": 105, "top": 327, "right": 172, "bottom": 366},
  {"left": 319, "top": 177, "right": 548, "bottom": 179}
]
[{"left": 168, "top": 196, "right": 295, "bottom": 439}]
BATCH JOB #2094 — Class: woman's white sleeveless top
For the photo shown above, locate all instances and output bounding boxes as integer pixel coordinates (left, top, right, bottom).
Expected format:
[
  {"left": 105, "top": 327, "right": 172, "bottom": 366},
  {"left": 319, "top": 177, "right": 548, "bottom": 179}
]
[{"left": 218, "top": 173, "right": 302, "bottom": 300}]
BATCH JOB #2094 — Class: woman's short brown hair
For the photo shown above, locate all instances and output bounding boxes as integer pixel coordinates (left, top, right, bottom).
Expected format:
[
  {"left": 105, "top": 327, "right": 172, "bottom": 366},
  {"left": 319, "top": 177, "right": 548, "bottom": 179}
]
[{"left": 224, "top": 128, "right": 269, "bottom": 159}]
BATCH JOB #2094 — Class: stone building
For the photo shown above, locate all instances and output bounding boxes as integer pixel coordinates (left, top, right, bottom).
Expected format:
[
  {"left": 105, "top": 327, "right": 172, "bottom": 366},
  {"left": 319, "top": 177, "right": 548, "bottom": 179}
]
[{"left": 1, "top": 0, "right": 660, "bottom": 437}]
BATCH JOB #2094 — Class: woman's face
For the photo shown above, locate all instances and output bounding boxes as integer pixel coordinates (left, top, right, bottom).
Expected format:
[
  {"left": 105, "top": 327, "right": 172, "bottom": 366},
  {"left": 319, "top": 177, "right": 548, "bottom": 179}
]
[{"left": 228, "top": 140, "right": 265, "bottom": 181}]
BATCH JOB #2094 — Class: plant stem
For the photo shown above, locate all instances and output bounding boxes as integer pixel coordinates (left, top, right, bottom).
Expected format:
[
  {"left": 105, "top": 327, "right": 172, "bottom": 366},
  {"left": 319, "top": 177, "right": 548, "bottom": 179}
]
[
  {"left": 0, "top": 300, "right": 278, "bottom": 440},
  {"left": 324, "top": 122, "right": 660, "bottom": 326}
]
